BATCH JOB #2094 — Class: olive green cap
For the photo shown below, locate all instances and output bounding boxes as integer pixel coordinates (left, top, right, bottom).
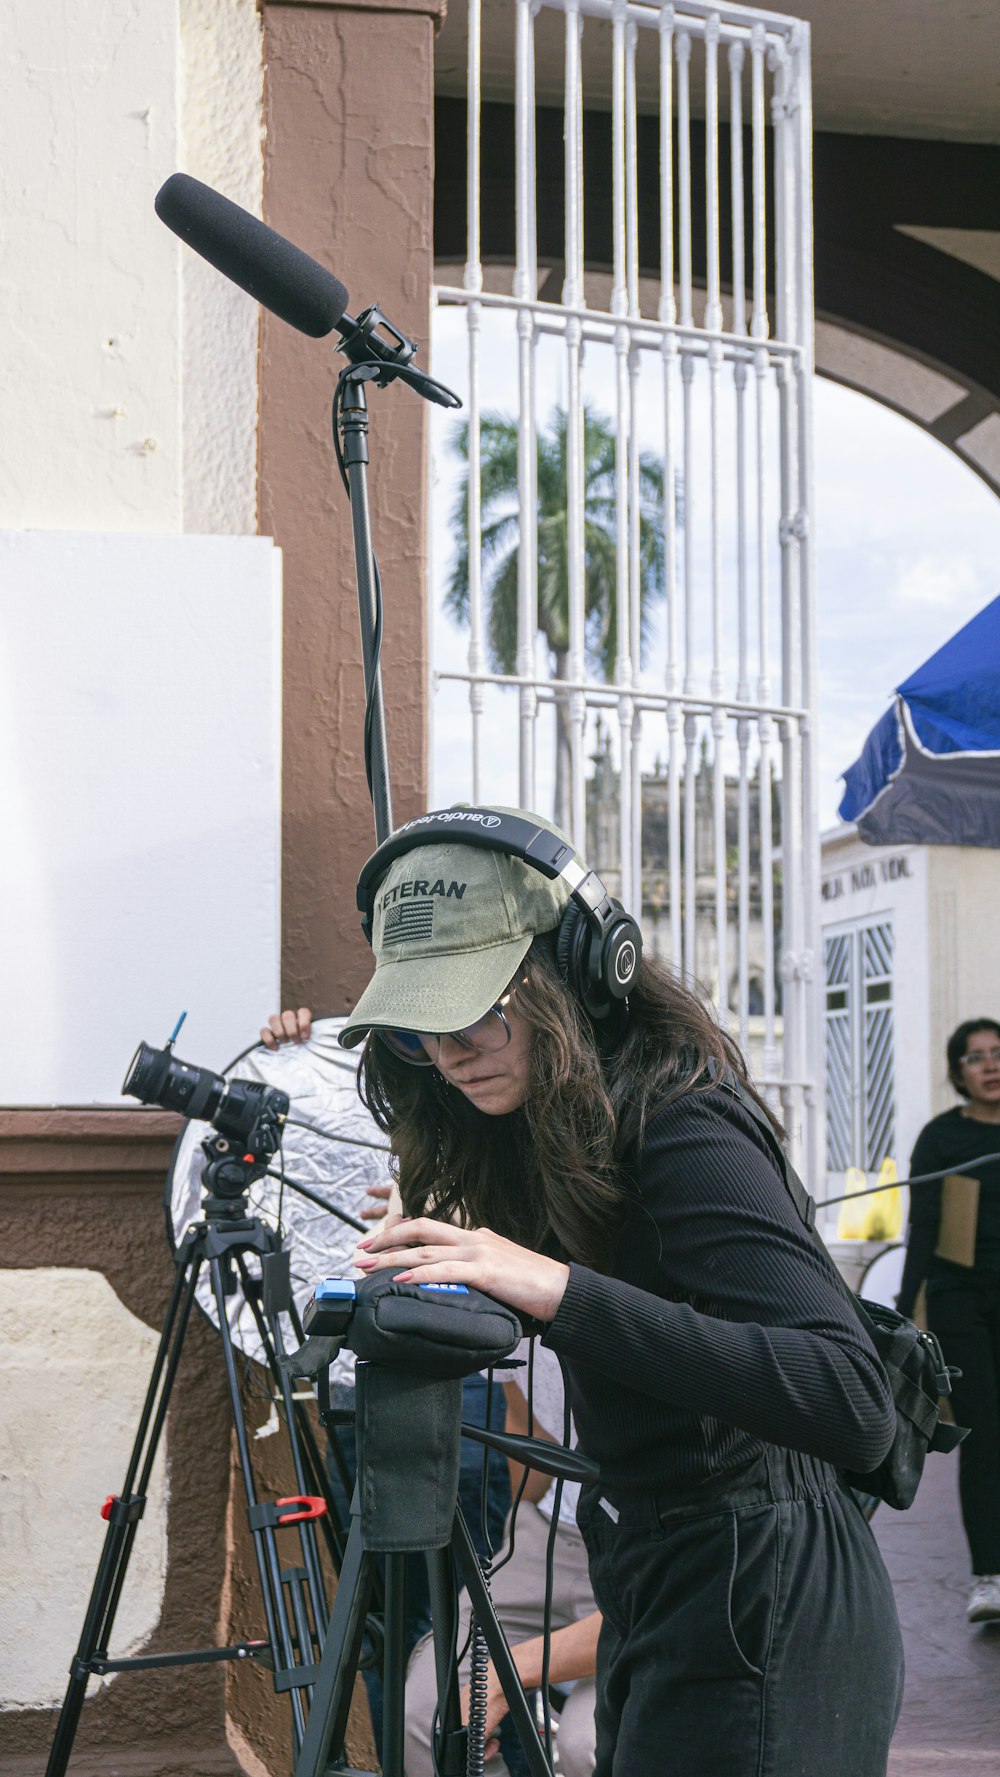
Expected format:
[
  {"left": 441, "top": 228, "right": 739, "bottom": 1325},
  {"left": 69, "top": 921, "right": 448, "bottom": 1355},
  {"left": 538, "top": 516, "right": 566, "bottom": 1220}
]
[{"left": 339, "top": 810, "right": 574, "bottom": 1048}]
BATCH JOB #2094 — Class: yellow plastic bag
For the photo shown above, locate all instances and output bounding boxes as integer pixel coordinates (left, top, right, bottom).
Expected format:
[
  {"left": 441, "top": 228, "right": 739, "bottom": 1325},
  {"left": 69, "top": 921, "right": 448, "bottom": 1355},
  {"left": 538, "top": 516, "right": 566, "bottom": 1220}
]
[
  {"left": 869, "top": 1157, "right": 904, "bottom": 1240},
  {"left": 836, "top": 1158, "right": 903, "bottom": 1241},
  {"left": 836, "top": 1167, "right": 871, "bottom": 1240}
]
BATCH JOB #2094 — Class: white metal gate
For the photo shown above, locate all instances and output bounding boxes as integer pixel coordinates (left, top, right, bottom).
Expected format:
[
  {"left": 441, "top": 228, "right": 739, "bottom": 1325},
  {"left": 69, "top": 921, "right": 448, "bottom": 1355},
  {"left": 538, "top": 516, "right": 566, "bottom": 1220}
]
[
  {"left": 432, "top": 0, "right": 820, "bottom": 1178},
  {"left": 824, "top": 920, "right": 896, "bottom": 1176}
]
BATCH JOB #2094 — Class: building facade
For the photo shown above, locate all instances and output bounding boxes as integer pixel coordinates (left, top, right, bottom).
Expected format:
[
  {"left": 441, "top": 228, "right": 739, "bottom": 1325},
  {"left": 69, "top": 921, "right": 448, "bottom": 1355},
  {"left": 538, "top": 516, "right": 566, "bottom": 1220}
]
[{"left": 819, "top": 825, "right": 1000, "bottom": 1232}]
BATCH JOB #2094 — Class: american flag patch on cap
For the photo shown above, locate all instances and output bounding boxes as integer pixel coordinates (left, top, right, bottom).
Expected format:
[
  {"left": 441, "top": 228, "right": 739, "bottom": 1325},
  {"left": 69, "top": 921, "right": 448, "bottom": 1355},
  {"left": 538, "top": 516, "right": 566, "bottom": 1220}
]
[{"left": 384, "top": 902, "right": 434, "bottom": 944}]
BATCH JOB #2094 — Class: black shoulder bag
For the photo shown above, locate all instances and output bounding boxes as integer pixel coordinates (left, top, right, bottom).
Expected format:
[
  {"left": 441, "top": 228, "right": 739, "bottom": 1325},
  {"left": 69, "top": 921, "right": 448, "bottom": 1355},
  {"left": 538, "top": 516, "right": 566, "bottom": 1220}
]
[{"left": 721, "top": 1074, "right": 968, "bottom": 1513}]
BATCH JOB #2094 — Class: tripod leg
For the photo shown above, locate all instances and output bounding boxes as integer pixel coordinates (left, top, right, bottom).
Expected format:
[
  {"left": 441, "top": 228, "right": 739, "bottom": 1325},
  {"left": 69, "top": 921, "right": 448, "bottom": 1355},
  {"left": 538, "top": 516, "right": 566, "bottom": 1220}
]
[
  {"left": 452, "top": 1510, "right": 553, "bottom": 1777},
  {"left": 379, "top": 1553, "right": 408, "bottom": 1777},
  {"left": 208, "top": 1254, "right": 310, "bottom": 1754},
  {"left": 236, "top": 1251, "right": 334, "bottom": 1634},
  {"left": 424, "top": 1544, "right": 467, "bottom": 1777},
  {"left": 46, "top": 1247, "right": 203, "bottom": 1777},
  {"left": 294, "top": 1499, "right": 377, "bottom": 1777}
]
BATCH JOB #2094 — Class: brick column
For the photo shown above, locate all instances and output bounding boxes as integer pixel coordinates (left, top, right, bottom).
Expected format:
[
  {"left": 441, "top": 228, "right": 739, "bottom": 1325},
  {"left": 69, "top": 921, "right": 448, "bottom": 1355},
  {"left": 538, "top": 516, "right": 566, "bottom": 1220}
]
[{"left": 261, "top": 0, "right": 445, "bottom": 1016}]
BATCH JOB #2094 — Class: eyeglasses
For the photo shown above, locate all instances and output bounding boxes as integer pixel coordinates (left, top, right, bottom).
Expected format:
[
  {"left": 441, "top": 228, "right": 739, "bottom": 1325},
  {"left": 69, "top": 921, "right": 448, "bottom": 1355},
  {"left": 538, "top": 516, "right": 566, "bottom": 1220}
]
[
  {"left": 960, "top": 1047, "right": 1000, "bottom": 1068},
  {"left": 377, "top": 979, "right": 523, "bottom": 1068}
]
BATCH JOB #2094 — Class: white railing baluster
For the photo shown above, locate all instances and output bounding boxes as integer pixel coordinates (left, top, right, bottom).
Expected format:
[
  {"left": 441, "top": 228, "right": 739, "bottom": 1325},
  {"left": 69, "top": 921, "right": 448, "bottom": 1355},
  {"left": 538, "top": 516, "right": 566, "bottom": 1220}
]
[
  {"left": 515, "top": 0, "right": 539, "bottom": 811},
  {"left": 626, "top": 19, "right": 643, "bottom": 904},
  {"left": 676, "top": 23, "right": 697, "bottom": 981},
  {"left": 705, "top": 14, "right": 728, "bottom": 1013},
  {"left": 704, "top": 15, "right": 723, "bottom": 335},
  {"left": 465, "top": 0, "right": 484, "bottom": 802},
  {"left": 772, "top": 38, "right": 804, "bottom": 1156},
  {"left": 612, "top": 0, "right": 635, "bottom": 908},
  {"left": 750, "top": 21, "right": 769, "bottom": 344},
  {"left": 792, "top": 18, "right": 822, "bottom": 1184},
  {"left": 659, "top": 2, "right": 682, "bottom": 972},
  {"left": 564, "top": 0, "right": 587, "bottom": 849},
  {"left": 676, "top": 30, "right": 693, "bottom": 333},
  {"left": 730, "top": 35, "right": 750, "bottom": 1049}
]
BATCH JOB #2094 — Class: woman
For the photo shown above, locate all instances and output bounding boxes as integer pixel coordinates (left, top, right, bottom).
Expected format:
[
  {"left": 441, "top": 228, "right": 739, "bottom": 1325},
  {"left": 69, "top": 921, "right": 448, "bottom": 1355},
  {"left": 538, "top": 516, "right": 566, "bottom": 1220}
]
[
  {"left": 896, "top": 1018, "right": 1000, "bottom": 1625},
  {"left": 338, "top": 819, "right": 904, "bottom": 1776}
]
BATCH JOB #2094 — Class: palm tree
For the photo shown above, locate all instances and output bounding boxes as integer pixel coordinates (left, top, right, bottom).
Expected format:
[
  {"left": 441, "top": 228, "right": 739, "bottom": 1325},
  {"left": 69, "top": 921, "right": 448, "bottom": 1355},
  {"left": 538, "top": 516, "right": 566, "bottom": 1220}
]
[{"left": 446, "top": 405, "right": 668, "bottom": 828}]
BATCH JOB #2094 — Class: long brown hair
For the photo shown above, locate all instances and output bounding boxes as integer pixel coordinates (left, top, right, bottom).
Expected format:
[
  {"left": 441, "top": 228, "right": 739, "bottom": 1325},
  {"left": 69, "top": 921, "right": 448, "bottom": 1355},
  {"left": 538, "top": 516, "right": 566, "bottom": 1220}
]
[{"left": 359, "top": 939, "right": 781, "bottom": 1270}]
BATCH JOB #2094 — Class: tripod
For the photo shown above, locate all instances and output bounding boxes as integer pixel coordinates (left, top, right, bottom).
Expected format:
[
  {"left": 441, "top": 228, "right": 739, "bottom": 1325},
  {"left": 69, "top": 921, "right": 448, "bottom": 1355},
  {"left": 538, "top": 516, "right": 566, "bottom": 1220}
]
[
  {"left": 281, "top": 1289, "right": 598, "bottom": 1777},
  {"left": 46, "top": 1138, "right": 348, "bottom": 1777}
]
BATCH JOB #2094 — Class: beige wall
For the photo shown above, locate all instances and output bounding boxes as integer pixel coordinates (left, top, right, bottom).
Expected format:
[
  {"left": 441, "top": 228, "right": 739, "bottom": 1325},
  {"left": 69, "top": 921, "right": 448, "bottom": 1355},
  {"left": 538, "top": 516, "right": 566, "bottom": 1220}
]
[
  {"left": 927, "top": 847, "right": 1000, "bottom": 1117},
  {"left": 0, "top": 1111, "right": 236, "bottom": 1772}
]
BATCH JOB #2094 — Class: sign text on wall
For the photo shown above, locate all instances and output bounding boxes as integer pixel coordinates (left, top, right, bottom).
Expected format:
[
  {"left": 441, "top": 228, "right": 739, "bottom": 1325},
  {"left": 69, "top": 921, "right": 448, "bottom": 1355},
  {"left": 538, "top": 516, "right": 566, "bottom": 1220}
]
[{"left": 821, "top": 854, "right": 912, "bottom": 904}]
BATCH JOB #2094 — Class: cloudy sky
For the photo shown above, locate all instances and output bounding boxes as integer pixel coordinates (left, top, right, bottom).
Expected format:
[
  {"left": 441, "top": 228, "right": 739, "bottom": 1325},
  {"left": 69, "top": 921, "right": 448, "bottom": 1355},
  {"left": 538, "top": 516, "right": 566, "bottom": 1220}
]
[{"left": 426, "top": 304, "right": 1000, "bottom": 835}]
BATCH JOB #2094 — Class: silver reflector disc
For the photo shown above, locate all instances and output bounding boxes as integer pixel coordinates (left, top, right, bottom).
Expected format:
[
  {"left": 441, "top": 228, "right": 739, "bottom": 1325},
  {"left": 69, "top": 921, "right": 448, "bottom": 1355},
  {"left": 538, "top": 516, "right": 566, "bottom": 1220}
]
[{"left": 166, "top": 1018, "right": 391, "bottom": 1375}]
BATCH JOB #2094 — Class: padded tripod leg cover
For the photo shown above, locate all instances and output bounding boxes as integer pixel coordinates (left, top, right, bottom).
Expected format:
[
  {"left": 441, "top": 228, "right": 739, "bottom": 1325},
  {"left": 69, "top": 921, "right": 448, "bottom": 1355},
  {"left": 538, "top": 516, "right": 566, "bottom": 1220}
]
[{"left": 356, "top": 1363, "right": 462, "bottom": 1552}]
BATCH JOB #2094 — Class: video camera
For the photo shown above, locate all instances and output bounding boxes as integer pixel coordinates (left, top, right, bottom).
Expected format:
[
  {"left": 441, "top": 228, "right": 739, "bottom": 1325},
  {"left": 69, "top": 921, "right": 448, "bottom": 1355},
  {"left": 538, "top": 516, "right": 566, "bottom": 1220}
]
[{"left": 123, "top": 1039, "right": 289, "bottom": 1198}]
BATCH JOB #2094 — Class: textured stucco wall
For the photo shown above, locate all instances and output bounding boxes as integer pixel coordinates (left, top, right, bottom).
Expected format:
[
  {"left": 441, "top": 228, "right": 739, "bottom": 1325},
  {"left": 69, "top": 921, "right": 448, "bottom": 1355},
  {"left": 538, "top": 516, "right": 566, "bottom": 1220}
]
[
  {"left": 0, "top": 1269, "right": 169, "bottom": 1710},
  {"left": 0, "top": 0, "right": 264, "bottom": 536},
  {"left": 0, "top": 0, "right": 183, "bottom": 530},
  {"left": 180, "top": 0, "right": 265, "bottom": 533}
]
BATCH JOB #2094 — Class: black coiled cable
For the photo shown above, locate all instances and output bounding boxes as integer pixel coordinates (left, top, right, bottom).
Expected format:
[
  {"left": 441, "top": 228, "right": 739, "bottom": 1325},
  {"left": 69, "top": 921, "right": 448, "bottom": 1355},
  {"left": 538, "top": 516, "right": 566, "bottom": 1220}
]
[{"left": 465, "top": 1594, "right": 490, "bottom": 1777}]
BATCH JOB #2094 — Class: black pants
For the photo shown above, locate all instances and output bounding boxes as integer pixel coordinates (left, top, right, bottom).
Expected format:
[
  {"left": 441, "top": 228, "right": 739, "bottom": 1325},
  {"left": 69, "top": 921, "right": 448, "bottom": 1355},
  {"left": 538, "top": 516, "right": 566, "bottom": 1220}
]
[
  {"left": 927, "top": 1269, "right": 1000, "bottom": 1574},
  {"left": 577, "top": 1446, "right": 904, "bottom": 1777}
]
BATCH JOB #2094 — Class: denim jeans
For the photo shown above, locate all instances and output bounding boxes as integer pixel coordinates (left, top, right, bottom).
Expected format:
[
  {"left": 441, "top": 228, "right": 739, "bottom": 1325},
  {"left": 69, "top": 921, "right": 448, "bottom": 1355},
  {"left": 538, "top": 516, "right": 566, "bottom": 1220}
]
[
  {"left": 325, "top": 1370, "right": 512, "bottom": 1756},
  {"left": 577, "top": 1445, "right": 904, "bottom": 1777}
]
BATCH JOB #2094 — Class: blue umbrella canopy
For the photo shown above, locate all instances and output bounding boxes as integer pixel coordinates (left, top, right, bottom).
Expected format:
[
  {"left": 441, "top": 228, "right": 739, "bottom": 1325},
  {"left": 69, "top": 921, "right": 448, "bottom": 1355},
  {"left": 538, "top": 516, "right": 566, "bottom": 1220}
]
[{"left": 839, "top": 593, "right": 1000, "bottom": 847}]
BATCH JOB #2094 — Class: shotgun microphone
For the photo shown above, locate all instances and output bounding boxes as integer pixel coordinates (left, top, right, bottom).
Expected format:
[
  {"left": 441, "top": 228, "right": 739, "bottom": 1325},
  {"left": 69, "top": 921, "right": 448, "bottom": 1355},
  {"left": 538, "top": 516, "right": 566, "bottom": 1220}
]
[
  {"left": 154, "top": 172, "right": 460, "bottom": 408},
  {"left": 155, "top": 172, "right": 350, "bottom": 338}
]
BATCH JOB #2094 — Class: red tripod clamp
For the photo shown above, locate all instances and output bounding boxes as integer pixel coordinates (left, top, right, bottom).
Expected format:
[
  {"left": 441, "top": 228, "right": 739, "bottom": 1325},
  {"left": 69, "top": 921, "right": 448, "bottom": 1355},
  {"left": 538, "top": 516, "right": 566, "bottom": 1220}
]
[
  {"left": 275, "top": 1494, "right": 327, "bottom": 1524},
  {"left": 247, "top": 1494, "right": 328, "bottom": 1531}
]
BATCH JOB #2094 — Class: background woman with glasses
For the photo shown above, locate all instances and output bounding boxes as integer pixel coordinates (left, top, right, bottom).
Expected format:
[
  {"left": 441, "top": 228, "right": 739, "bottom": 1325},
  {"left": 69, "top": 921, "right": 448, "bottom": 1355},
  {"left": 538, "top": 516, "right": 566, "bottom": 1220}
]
[{"left": 897, "top": 1018, "right": 1000, "bottom": 1624}]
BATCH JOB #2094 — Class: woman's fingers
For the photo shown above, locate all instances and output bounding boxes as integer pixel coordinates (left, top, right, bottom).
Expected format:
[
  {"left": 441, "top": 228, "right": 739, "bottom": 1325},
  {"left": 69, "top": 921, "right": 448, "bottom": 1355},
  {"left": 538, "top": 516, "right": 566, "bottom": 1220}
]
[
  {"left": 359, "top": 1215, "right": 462, "bottom": 1253},
  {"left": 356, "top": 1243, "right": 463, "bottom": 1275},
  {"left": 259, "top": 1007, "right": 313, "bottom": 1049},
  {"left": 360, "top": 1183, "right": 393, "bottom": 1222}
]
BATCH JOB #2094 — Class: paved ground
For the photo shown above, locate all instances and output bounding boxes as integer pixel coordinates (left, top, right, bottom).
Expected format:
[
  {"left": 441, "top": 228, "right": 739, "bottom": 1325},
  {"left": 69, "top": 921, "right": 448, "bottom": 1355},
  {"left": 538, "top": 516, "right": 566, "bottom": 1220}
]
[{"left": 873, "top": 1452, "right": 1000, "bottom": 1771}]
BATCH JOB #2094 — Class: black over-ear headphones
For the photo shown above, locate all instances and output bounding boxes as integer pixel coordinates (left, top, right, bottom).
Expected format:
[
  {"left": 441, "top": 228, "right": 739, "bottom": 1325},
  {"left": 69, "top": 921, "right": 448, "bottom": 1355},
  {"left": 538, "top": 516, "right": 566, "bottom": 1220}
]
[{"left": 356, "top": 807, "right": 642, "bottom": 1021}]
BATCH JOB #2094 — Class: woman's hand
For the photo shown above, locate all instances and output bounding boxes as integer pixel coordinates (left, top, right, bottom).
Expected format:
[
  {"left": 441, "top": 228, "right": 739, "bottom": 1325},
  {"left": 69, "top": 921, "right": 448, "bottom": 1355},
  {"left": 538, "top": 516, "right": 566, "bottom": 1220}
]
[
  {"left": 260, "top": 1008, "right": 313, "bottom": 1049},
  {"left": 353, "top": 1218, "right": 570, "bottom": 1324}
]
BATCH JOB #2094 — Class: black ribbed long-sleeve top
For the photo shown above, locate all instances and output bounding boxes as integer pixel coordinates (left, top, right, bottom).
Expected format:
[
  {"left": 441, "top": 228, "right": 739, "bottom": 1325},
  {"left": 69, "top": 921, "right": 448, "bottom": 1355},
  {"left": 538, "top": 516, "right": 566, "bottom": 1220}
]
[
  {"left": 542, "top": 1087, "right": 895, "bottom": 1496},
  {"left": 896, "top": 1107, "right": 1000, "bottom": 1317}
]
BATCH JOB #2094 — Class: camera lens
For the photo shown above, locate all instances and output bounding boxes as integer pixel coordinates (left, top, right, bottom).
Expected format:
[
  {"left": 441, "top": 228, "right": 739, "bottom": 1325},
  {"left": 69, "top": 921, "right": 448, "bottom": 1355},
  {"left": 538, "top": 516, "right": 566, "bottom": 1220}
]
[
  {"left": 122, "top": 1042, "right": 226, "bottom": 1123},
  {"left": 123, "top": 1041, "right": 170, "bottom": 1102}
]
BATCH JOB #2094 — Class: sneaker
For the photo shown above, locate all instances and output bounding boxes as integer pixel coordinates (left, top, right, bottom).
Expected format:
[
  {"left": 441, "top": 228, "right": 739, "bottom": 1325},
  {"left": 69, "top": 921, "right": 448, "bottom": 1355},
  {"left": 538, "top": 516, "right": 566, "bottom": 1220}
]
[{"left": 967, "top": 1576, "right": 1000, "bottom": 1624}]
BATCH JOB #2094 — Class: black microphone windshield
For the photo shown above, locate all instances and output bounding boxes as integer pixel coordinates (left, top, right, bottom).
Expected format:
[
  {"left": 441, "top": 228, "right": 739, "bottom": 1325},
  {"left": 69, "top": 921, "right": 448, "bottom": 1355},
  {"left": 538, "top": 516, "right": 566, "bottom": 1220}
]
[{"left": 155, "top": 173, "right": 349, "bottom": 339}]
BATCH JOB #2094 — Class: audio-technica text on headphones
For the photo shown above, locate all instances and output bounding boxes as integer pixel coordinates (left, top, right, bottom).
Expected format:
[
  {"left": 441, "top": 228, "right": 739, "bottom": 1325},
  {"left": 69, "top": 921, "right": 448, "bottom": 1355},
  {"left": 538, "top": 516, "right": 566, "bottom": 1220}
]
[{"left": 356, "top": 807, "right": 642, "bottom": 1021}]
